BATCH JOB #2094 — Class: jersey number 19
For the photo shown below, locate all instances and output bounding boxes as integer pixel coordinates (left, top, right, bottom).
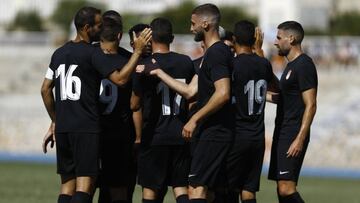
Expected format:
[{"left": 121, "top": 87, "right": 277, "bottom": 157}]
[{"left": 244, "top": 79, "right": 267, "bottom": 115}]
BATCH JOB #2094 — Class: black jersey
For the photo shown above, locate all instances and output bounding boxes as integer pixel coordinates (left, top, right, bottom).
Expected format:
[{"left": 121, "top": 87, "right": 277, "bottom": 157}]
[
  {"left": 197, "top": 41, "right": 233, "bottom": 142},
  {"left": 275, "top": 54, "right": 318, "bottom": 140},
  {"left": 133, "top": 52, "right": 195, "bottom": 145},
  {"left": 232, "top": 53, "right": 273, "bottom": 140},
  {"left": 92, "top": 47, "right": 134, "bottom": 139},
  {"left": 192, "top": 56, "right": 203, "bottom": 75},
  {"left": 45, "top": 41, "right": 117, "bottom": 133}
]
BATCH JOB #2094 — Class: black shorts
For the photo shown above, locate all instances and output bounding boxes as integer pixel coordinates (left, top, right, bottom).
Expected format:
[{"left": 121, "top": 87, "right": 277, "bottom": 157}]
[
  {"left": 55, "top": 132, "right": 99, "bottom": 177},
  {"left": 98, "top": 133, "right": 136, "bottom": 187},
  {"left": 226, "top": 139, "right": 265, "bottom": 192},
  {"left": 138, "top": 144, "right": 191, "bottom": 190},
  {"left": 189, "top": 140, "right": 231, "bottom": 188},
  {"left": 268, "top": 139, "right": 309, "bottom": 183}
]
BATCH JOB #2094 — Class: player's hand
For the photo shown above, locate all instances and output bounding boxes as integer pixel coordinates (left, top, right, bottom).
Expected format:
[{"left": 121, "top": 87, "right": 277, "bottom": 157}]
[
  {"left": 136, "top": 58, "right": 160, "bottom": 76},
  {"left": 182, "top": 119, "right": 197, "bottom": 141},
  {"left": 42, "top": 122, "right": 55, "bottom": 154},
  {"left": 133, "top": 28, "right": 152, "bottom": 55},
  {"left": 286, "top": 137, "right": 304, "bottom": 158},
  {"left": 254, "top": 27, "right": 264, "bottom": 56}
]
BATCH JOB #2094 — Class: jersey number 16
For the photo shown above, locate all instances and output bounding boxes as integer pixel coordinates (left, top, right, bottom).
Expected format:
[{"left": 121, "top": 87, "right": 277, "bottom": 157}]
[{"left": 56, "top": 64, "right": 81, "bottom": 101}]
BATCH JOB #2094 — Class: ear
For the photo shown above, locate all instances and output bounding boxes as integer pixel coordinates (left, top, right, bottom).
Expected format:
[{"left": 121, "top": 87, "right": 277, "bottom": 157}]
[
  {"left": 83, "top": 24, "right": 90, "bottom": 32},
  {"left": 289, "top": 34, "right": 296, "bottom": 45},
  {"left": 202, "top": 21, "right": 209, "bottom": 31}
]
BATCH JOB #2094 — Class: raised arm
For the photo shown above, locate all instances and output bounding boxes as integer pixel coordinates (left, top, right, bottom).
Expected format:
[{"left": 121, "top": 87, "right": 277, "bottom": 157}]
[{"left": 108, "top": 28, "right": 152, "bottom": 86}]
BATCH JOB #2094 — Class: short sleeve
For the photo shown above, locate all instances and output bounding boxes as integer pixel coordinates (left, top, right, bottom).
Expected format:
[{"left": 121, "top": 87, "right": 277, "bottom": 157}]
[
  {"left": 45, "top": 54, "right": 55, "bottom": 80},
  {"left": 266, "top": 60, "right": 274, "bottom": 83},
  {"left": 296, "top": 59, "right": 318, "bottom": 91},
  {"left": 207, "top": 45, "right": 232, "bottom": 82}
]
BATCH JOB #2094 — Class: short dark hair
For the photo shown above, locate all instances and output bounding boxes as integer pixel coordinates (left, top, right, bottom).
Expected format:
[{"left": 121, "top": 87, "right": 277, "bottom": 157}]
[
  {"left": 128, "top": 23, "right": 150, "bottom": 42},
  {"left": 100, "top": 25, "right": 121, "bottom": 42},
  {"left": 150, "top": 17, "right": 173, "bottom": 44},
  {"left": 221, "top": 30, "right": 234, "bottom": 42},
  {"left": 192, "top": 4, "right": 221, "bottom": 27},
  {"left": 277, "top": 21, "right": 304, "bottom": 44},
  {"left": 102, "top": 10, "right": 123, "bottom": 32},
  {"left": 74, "top": 6, "right": 101, "bottom": 31},
  {"left": 234, "top": 20, "right": 255, "bottom": 46}
]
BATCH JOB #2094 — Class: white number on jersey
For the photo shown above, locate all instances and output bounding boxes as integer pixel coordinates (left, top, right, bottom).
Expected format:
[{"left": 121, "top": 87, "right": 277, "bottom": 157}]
[
  {"left": 244, "top": 79, "right": 267, "bottom": 115},
  {"left": 99, "top": 79, "right": 118, "bottom": 115},
  {"left": 55, "top": 64, "right": 81, "bottom": 101},
  {"left": 157, "top": 79, "right": 185, "bottom": 115}
]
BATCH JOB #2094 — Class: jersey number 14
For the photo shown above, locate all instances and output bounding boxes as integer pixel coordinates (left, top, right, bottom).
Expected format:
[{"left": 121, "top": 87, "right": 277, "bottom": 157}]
[
  {"left": 157, "top": 79, "right": 185, "bottom": 115},
  {"left": 55, "top": 64, "right": 81, "bottom": 101}
]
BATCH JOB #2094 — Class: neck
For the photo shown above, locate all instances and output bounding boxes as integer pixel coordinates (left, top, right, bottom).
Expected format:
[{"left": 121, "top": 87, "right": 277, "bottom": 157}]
[
  {"left": 101, "top": 41, "right": 119, "bottom": 54},
  {"left": 152, "top": 42, "right": 170, "bottom": 53},
  {"left": 204, "top": 28, "right": 220, "bottom": 49},
  {"left": 73, "top": 32, "right": 90, "bottom": 43},
  {"left": 286, "top": 45, "right": 303, "bottom": 62},
  {"left": 235, "top": 44, "right": 253, "bottom": 55}
]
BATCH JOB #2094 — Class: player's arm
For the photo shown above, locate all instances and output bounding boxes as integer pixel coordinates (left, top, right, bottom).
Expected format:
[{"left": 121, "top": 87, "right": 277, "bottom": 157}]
[
  {"left": 40, "top": 78, "right": 56, "bottom": 153},
  {"left": 130, "top": 91, "right": 142, "bottom": 144},
  {"left": 108, "top": 28, "right": 152, "bottom": 86},
  {"left": 287, "top": 88, "right": 317, "bottom": 157},
  {"left": 182, "top": 78, "right": 231, "bottom": 140},
  {"left": 267, "top": 74, "right": 280, "bottom": 103},
  {"left": 151, "top": 69, "right": 198, "bottom": 101}
]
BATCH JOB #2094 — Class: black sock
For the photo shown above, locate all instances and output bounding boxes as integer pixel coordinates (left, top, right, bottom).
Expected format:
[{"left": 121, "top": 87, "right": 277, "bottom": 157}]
[
  {"left": 190, "top": 199, "right": 206, "bottom": 203},
  {"left": 176, "top": 194, "right": 190, "bottom": 203},
  {"left": 70, "top": 191, "right": 92, "bottom": 203},
  {"left": 282, "top": 192, "right": 304, "bottom": 203},
  {"left": 142, "top": 199, "right": 158, "bottom": 203},
  {"left": 58, "top": 194, "right": 72, "bottom": 203},
  {"left": 242, "top": 199, "right": 256, "bottom": 203}
]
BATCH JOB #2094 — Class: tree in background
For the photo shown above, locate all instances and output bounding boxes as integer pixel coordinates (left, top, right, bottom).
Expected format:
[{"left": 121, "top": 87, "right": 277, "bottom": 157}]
[
  {"left": 51, "top": 0, "right": 105, "bottom": 36},
  {"left": 331, "top": 11, "right": 360, "bottom": 36},
  {"left": 7, "top": 10, "right": 44, "bottom": 31}
]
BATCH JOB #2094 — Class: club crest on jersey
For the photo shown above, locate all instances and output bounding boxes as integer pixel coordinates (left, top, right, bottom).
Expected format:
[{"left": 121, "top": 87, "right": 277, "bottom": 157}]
[{"left": 286, "top": 70, "right": 292, "bottom": 80}]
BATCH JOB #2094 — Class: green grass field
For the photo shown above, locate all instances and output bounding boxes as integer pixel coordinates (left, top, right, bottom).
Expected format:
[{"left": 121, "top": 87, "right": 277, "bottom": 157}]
[{"left": 0, "top": 162, "right": 359, "bottom": 203}]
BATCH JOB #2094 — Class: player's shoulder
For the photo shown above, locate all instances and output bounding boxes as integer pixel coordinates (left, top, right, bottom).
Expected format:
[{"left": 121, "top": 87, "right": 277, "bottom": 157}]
[
  {"left": 118, "top": 47, "right": 132, "bottom": 59},
  {"left": 293, "top": 53, "right": 316, "bottom": 71},
  {"left": 208, "top": 41, "right": 231, "bottom": 55},
  {"left": 170, "top": 52, "right": 192, "bottom": 63}
]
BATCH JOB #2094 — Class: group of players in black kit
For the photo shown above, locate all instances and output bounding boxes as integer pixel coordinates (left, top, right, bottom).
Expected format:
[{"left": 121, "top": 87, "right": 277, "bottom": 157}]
[{"left": 41, "top": 3, "right": 317, "bottom": 203}]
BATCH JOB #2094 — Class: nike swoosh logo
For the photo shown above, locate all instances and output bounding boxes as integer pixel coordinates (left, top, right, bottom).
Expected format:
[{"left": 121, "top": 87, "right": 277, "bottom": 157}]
[
  {"left": 279, "top": 171, "right": 290, "bottom": 175},
  {"left": 188, "top": 174, "right": 196, "bottom": 178}
]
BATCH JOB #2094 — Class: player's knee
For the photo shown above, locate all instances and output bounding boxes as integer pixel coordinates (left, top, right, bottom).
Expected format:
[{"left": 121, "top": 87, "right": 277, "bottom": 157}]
[
  {"left": 75, "top": 176, "right": 96, "bottom": 194},
  {"left": 173, "top": 186, "right": 188, "bottom": 198},
  {"left": 143, "top": 187, "right": 157, "bottom": 200},
  {"left": 241, "top": 190, "right": 255, "bottom": 200},
  {"left": 277, "top": 182, "right": 296, "bottom": 196},
  {"left": 188, "top": 186, "right": 206, "bottom": 199}
]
